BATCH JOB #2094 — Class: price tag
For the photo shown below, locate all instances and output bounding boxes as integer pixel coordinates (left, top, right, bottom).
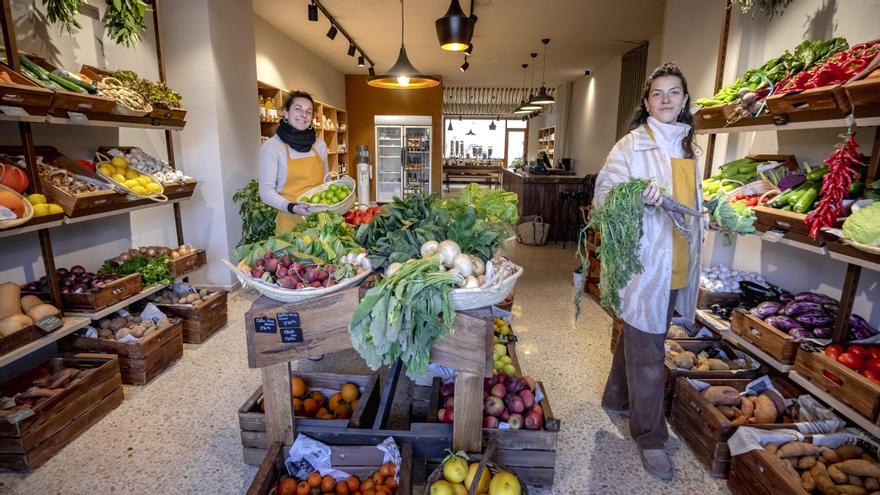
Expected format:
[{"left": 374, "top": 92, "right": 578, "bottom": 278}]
[
  {"left": 67, "top": 111, "right": 89, "bottom": 123},
  {"left": 0, "top": 105, "right": 29, "bottom": 116},
  {"left": 254, "top": 316, "right": 277, "bottom": 334},
  {"left": 277, "top": 312, "right": 303, "bottom": 343},
  {"left": 36, "top": 315, "right": 63, "bottom": 332},
  {"left": 761, "top": 228, "right": 786, "bottom": 243}
]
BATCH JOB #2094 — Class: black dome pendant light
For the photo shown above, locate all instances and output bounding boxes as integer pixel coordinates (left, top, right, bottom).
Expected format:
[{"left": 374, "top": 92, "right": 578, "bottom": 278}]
[
  {"left": 436, "top": 0, "right": 474, "bottom": 52},
  {"left": 531, "top": 38, "right": 555, "bottom": 106},
  {"left": 369, "top": 0, "right": 439, "bottom": 89}
]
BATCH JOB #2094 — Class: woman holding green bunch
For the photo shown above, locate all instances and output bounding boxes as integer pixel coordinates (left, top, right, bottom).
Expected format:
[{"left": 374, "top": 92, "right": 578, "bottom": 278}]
[{"left": 259, "top": 90, "right": 329, "bottom": 235}]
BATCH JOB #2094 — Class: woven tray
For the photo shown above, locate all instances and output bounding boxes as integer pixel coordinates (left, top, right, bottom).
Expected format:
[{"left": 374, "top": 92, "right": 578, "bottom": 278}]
[
  {"left": 425, "top": 441, "right": 529, "bottom": 495},
  {"left": 0, "top": 184, "right": 34, "bottom": 230},
  {"left": 300, "top": 173, "right": 356, "bottom": 215},
  {"left": 450, "top": 264, "right": 524, "bottom": 311},
  {"left": 0, "top": 325, "right": 43, "bottom": 357},
  {"left": 223, "top": 259, "right": 372, "bottom": 303}
]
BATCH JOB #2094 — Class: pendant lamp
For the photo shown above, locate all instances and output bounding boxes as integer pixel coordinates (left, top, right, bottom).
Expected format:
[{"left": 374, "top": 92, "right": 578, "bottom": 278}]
[
  {"left": 435, "top": 0, "right": 473, "bottom": 52},
  {"left": 520, "top": 53, "right": 541, "bottom": 111},
  {"left": 530, "top": 39, "right": 555, "bottom": 105},
  {"left": 369, "top": 0, "right": 439, "bottom": 89},
  {"left": 447, "top": 120, "right": 453, "bottom": 131},
  {"left": 488, "top": 120, "right": 496, "bottom": 130},
  {"left": 513, "top": 64, "right": 531, "bottom": 115},
  {"left": 466, "top": 128, "right": 476, "bottom": 136}
]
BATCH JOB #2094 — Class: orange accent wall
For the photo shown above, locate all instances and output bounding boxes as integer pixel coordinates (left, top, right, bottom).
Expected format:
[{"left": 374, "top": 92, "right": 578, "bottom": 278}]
[{"left": 344, "top": 74, "right": 443, "bottom": 200}]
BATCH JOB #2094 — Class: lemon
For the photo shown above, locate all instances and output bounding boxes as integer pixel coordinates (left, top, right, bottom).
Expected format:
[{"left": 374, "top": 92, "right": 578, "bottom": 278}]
[
  {"left": 442, "top": 456, "right": 468, "bottom": 484},
  {"left": 98, "top": 164, "right": 114, "bottom": 175},
  {"left": 112, "top": 174, "right": 126, "bottom": 183},
  {"left": 138, "top": 175, "right": 153, "bottom": 185},
  {"left": 124, "top": 169, "right": 139, "bottom": 180},
  {"left": 47, "top": 204, "right": 63, "bottom": 214},
  {"left": 131, "top": 185, "right": 148, "bottom": 196},
  {"left": 146, "top": 182, "right": 162, "bottom": 193},
  {"left": 429, "top": 480, "right": 454, "bottom": 495},
  {"left": 450, "top": 484, "right": 467, "bottom": 495},
  {"left": 125, "top": 179, "right": 141, "bottom": 188},
  {"left": 32, "top": 204, "right": 51, "bottom": 217},
  {"left": 464, "top": 463, "right": 490, "bottom": 493},
  {"left": 111, "top": 156, "right": 129, "bottom": 169},
  {"left": 26, "top": 193, "right": 46, "bottom": 205}
]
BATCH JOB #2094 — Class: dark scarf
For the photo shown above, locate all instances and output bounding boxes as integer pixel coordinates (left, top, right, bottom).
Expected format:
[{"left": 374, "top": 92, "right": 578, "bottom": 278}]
[{"left": 276, "top": 121, "right": 316, "bottom": 153}]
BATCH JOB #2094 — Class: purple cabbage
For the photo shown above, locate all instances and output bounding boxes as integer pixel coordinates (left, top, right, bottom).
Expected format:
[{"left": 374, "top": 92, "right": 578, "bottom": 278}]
[
  {"left": 778, "top": 172, "right": 807, "bottom": 191},
  {"left": 794, "top": 292, "right": 838, "bottom": 305},
  {"left": 788, "top": 328, "right": 812, "bottom": 340},
  {"left": 766, "top": 315, "right": 802, "bottom": 331},
  {"left": 812, "top": 327, "right": 832, "bottom": 339},
  {"left": 750, "top": 301, "right": 783, "bottom": 319},
  {"left": 783, "top": 301, "right": 823, "bottom": 317},
  {"left": 796, "top": 312, "right": 834, "bottom": 328}
]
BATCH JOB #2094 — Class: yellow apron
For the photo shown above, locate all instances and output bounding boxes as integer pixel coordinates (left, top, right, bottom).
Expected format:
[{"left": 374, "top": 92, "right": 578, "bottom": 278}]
[
  {"left": 274, "top": 144, "right": 324, "bottom": 235},
  {"left": 670, "top": 157, "right": 696, "bottom": 290}
]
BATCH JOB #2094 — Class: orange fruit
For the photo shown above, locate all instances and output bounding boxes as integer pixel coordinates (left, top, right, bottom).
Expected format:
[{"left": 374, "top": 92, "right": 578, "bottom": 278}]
[
  {"left": 360, "top": 479, "right": 374, "bottom": 492},
  {"left": 333, "top": 403, "right": 352, "bottom": 419},
  {"left": 278, "top": 477, "right": 297, "bottom": 495},
  {"left": 293, "top": 398, "right": 305, "bottom": 416},
  {"left": 321, "top": 475, "right": 336, "bottom": 493},
  {"left": 306, "top": 390, "right": 325, "bottom": 405},
  {"left": 380, "top": 462, "right": 395, "bottom": 478},
  {"left": 296, "top": 480, "right": 310, "bottom": 495},
  {"left": 340, "top": 383, "right": 360, "bottom": 402},
  {"left": 362, "top": 490, "right": 375, "bottom": 495},
  {"left": 291, "top": 377, "right": 307, "bottom": 398},
  {"left": 303, "top": 398, "right": 320, "bottom": 417},
  {"left": 328, "top": 393, "right": 346, "bottom": 410},
  {"left": 307, "top": 472, "right": 322, "bottom": 487},
  {"left": 335, "top": 483, "right": 350, "bottom": 495},
  {"left": 372, "top": 473, "right": 384, "bottom": 486},
  {"left": 345, "top": 476, "right": 360, "bottom": 491},
  {"left": 383, "top": 477, "right": 397, "bottom": 489}
]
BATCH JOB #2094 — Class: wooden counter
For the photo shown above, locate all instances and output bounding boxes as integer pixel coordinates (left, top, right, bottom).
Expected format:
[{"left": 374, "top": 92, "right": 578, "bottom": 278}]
[{"left": 502, "top": 169, "right": 586, "bottom": 242}]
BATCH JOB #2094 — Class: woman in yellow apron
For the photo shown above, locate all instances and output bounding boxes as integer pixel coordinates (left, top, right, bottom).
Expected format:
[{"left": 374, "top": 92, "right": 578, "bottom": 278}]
[{"left": 258, "top": 90, "right": 329, "bottom": 235}]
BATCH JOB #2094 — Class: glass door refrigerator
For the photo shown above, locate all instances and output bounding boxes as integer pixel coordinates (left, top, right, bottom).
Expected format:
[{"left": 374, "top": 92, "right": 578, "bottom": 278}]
[
  {"left": 375, "top": 125, "right": 403, "bottom": 203},
  {"left": 403, "top": 126, "right": 431, "bottom": 197}
]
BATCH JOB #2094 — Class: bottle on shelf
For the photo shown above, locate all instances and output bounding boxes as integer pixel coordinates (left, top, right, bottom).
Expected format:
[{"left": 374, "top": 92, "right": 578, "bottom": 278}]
[
  {"left": 265, "top": 98, "right": 277, "bottom": 122},
  {"left": 259, "top": 96, "right": 266, "bottom": 121}
]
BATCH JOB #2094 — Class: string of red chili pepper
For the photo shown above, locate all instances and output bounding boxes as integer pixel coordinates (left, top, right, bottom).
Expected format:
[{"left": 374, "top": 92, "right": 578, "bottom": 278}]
[{"left": 805, "top": 132, "right": 865, "bottom": 240}]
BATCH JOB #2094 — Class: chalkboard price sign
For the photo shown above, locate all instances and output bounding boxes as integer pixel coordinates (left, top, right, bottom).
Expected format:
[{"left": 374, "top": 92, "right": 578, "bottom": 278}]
[
  {"left": 254, "top": 316, "right": 277, "bottom": 334},
  {"left": 277, "top": 312, "right": 304, "bottom": 343}
]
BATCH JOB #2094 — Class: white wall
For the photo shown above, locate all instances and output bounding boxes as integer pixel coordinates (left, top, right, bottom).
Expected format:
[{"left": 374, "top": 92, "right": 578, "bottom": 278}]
[
  {"left": 661, "top": 0, "right": 880, "bottom": 327},
  {"left": 254, "top": 15, "right": 345, "bottom": 108},
  {"left": 567, "top": 56, "right": 622, "bottom": 176}
]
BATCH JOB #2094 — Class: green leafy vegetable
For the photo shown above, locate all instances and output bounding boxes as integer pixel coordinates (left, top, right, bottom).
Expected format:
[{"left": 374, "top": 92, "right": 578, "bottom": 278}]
[
  {"left": 348, "top": 256, "right": 456, "bottom": 378},
  {"left": 112, "top": 70, "right": 183, "bottom": 109},
  {"left": 456, "top": 183, "right": 519, "bottom": 225},
  {"left": 233, "top": 179, "right": 276, "bottom": 247},
  {"left": 357, "top": 194, "right": 444, "bottom": 270},
  {"left": 104, "top": 0, "right": 150, "bottom": 48},
  {"left": 42, "top": 0, "right": 85, "bottom": 35},
  {"left": 705, "top": 195, "right": 757, "bottom": 236},
  {"left": 842, "top": 202, "right": 880, "bottom": 246},
  {"left": 100, "top": 254, "right": 171, "bottom": 287}
]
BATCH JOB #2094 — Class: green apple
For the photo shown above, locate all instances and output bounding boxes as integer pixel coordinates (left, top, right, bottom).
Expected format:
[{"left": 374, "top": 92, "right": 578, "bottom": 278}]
[{"left": 502, "top": 364, "right": 517, "bottom": 376}]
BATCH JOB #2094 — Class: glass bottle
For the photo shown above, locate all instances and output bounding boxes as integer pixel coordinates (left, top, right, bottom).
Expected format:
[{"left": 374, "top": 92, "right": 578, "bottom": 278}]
[{"left": 259, "top": 96, "right": 266, "bottom": 121}]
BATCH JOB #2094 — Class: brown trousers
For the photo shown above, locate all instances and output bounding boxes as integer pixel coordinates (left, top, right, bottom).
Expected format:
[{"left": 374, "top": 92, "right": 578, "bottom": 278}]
[{"left": 601, "top": 290, "right": 677, "bottom": 450}]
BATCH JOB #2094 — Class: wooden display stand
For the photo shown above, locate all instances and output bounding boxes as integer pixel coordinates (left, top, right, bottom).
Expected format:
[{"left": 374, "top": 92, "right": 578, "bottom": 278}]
[{"left": 244, "top": 288, "right": 491, "bottom": 454}]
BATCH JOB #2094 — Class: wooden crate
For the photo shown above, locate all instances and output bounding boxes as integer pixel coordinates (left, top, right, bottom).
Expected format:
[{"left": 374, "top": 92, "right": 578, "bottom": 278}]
[
  {"left": 766, "top": 84, "right": 852, "bottom": 124},
  {"left": 609, "top": 317, "right": 623, "bottom": 352},
  {"left": 153, "top": 289, "right": 227, "bottom": 344},
  {"left": 0, "top": 325, "right": 43, "bottom": 358},
  {"left": 664, "top": 339, "right": 763, "bottom": 416},
  {"left": 697, "top": 287, "right": 741, "bottom": 309},
  {"left": 22, "top": 273, "right": 143, "bottom": 313},
  {"left": 669, "top": 376, "right": 801, "bottom": 478},
  {"left": 166, "top": 249, "right": 207, "bottom": 278},
  {"left": 826, "top": 237, "right": 880, "bottom": 267},
  {"left": 727, "top": 447, "right": 807, "bottom": 495},
  {"left": 80, "top": 65, "right": 187, "bottom": 121},
  {"left": 731, "top": 309, "right": 799, "bottom": 365},
  {"left": 63, "top": 320, "right": 183, "bottom": 385},
  {"left": 0, "top": 353, "right": 124, "bottom": 471},
  {"left": 0, "top": 62, "right": 53, "bottom": 119},
  {"left": 693, "top": 103, "right": 776, "bottom": 132},
  {"left": 238, "top": 371, "right": 382, "bottom": 465},
  {"left": 247, "top": 441, "right": 412, "bottom": 495},
  {"left": 22, "top": 54, "right": 117, "bottom": 115},
  {"left": 793, "top": 348, "right": 880, "bottom": 422},
  {"left": 752, "top": 206, "right": 825, "bottom": 247},
  {"left": 423, "top": 379, "right": 560, "bottom": 487},
  {"left": 845, "top": 77, "right": 880, "bottom": 119}
]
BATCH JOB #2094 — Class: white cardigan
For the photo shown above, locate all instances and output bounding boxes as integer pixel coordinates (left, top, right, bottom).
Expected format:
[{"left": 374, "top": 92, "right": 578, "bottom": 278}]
[{"left": 593, "top": 123, "right": 704, "bottom": 334}]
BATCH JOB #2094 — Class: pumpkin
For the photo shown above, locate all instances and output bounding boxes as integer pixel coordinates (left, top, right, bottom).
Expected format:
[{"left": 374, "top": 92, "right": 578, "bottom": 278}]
[
  {"left": 0, "top": 163, "right": 29, "bottom": 194},
  {"left": 0, "top": 282, "right": 22, "bottom": 320},
  {"left": 0, "top": 190, "right": 26, "bottom": 218}
]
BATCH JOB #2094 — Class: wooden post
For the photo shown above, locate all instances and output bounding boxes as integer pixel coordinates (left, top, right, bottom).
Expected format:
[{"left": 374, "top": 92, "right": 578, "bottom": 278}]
[
  {"left": 452, "top": 371, "right": 483, "bottom": 453},
  {"left": 867, "top": 127, "right": 880, "bottom": 182},
  {"left": 703, "top": 0, "right": 733, "bottom": 179},
  {"left": 832, "top": 263, "right": 862, "bottom": 344},
  {"left": 261, "top": 361, "right": 294, "bottom": 446}
]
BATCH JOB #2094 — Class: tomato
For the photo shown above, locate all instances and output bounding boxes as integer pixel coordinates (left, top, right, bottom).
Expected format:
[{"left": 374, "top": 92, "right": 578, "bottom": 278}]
[
  {"left": 837, "top": 352, "right": 864, "bottom": 370},
  {"left": 849, "top": 345, "right": 868, "bottom": 358},
  {"left": 825, "top": 344, "right": 844, "bottom": 359},
  {"left": 866, "top": 348, "right": 880, "bottom": 360},
  {"left": 864, "top": 370, "right": 880, "bottom": 385},
  {"left": 865, "top": 358, "right": 880, "bottom": 374}
]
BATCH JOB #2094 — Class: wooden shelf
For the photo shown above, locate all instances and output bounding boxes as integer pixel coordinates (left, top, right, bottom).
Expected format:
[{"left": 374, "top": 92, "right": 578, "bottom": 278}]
[
  {"left": 45, "top": 114, "right": 185, "bottom": 131},
  {"left": 695, "top": 115, "right": 864, "bottom": 135},
  {"left": 0, "top": 214, "right": 64, "bottom": 239},
  {"left": 696, "top": 310, "right": 793, "bottom": 372},
  {"left": 0, "top": 316, "right": 90, "bottom": 368},
  {"left": 66, "top": 283, "right": 168, "bottom": 320},
  {"left": 63, "top": 197, "right": 187, "bottom": 225},
  {"left": 789, "top": 371, "right": 880, "bottom": 439}
]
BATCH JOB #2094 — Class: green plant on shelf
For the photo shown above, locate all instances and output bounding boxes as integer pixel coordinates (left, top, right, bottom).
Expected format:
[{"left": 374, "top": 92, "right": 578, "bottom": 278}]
[{"left": 233, "top": 179, "right": 276, "bottom": 247}]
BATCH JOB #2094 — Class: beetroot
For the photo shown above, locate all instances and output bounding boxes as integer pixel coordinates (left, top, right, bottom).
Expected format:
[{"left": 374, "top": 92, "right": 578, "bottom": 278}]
[
  {"left": 483, "top": 415, "right": 499, "bottom": 428},
  {"left": 281, "top": 255, "right": 293, "bottom": 267},
  {"left": 519, "top": 389, "right": 535, "bottom": 409},
  {"left": 490, "top": 383, "right": 506, "bottom": 399},
  {"left": 263, "top": 251, "right": 274, "bottom": 260},
  {"left": 310, "top": 281, "right": 321, "bottom": 288},
  {"left": 505, "top": 394, "right": 525, "bottom": 414},
  {"left": 276, "top": 267, "right": 288, "bottom": 279},
  {"left": 291, "top": 262, "right": 304, "bottom": 274},
  {"left": 317, "top": 270, "right": 328, "bottom": 282},
  {"left": 327, "top": 279, "right": 339, "bottom": 286},
  {"left": 265, "top": 258, "right": 279, "bottom": 273},
  {"left": 251, "top": 267, "right": 265, "bottom": 278},
  {"left": 277, "top": 277, "right": 295, "bottom": 289}
]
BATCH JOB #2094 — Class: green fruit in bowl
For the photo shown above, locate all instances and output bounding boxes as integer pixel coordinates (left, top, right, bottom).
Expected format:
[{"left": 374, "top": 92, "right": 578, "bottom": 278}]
[
  {"left": 310, "top": 195, "right": 321, "bottom": 203},
  {"left": 502, "top": 364, "right": 517, "bottom": 376}
]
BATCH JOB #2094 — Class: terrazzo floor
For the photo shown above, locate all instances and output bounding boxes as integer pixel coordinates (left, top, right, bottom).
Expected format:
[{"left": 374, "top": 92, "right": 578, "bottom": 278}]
[{"left": 0, "top": 243, "right": 731, "bottom": 495}]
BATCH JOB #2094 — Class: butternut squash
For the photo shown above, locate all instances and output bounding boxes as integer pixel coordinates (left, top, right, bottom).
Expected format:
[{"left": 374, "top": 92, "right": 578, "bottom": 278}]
[
  {"left": 0, "top": 314, "right": 34, "bottom": 337},
  {"left": 19, "top": 295, "right": 43, "bottom": 313},
  {"left": 25, "top": 303, "right": 60, "bottom": 322},
  {"left": 0, "top": 282, "right": 22, "bottom": 320}
]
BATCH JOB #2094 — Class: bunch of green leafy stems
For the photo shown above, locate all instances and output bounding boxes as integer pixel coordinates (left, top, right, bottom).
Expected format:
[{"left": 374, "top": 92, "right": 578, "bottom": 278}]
[
  {"left": 103, "top": 0, "right": 150, "bottom": 48},
  {"left": 42, "top": 0, "right": 84, "bottom": 35},
  {"left": 99, "top": 254, "right": 171, "bottom": 287},
  {"left": 575, "top": 179, "right": 701, "bottom": 317},
  {"left": 113, "top": 70, "right": 183, "bottom": 109},
  {"left": 349, "top": 255, "right": 456, "bottom": 378},
  {"left": 233, "top": 180, "right": 277, "bottom": 247}
]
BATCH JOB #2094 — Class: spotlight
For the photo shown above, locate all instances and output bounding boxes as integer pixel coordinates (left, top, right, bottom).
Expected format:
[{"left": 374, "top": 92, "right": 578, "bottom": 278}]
[
  {"left": 464, "top": 43, "right": 473, "bottom": 57},
  {"left": 368, "top": 66, "right": 376, "bottom": 77},
  {"left": 308, "top": 1, "right": 318, "bottom": 21},
  {"left": 357, "top": 56, "right": 365, "bottom": 67},
  {"left": 326, "top": 25, "right": 338, "bottom": 39},
  {"left": 348, "top": 43, "right": 356, "bottom": 57},
  {"left": 460, "top": 59, "right": 469, "bottom": 72},
  {"left": 584, "top": 69, "right": 592, "bottom": 77}
]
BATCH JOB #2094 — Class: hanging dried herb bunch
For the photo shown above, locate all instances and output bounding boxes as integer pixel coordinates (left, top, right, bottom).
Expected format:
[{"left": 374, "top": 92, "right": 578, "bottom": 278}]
[
  {"left": 104, "top": 0, "right": 151, "bottom": 48},
  {"left": 42, "top": 0, "right": 85, "bottom": 36},
  {"left": 734, "top": 0, "right": 792, "bottom": 20}
]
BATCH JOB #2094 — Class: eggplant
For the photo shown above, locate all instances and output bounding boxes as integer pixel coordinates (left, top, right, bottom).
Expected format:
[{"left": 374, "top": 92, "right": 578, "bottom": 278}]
[
  {"left": 794, "top": 291, "right": 838, "bottom": 305},
  {"left": 812, "top": 327, "right": 832, "bottom": 339},
  {"left": 750, "top": 301, "right": 782, "bottom": 319},
  {"left": 850, "top": 326, "right": 874, "bottom": 341},
  {"left": 788, "top": 328, "right": 812, "bottom": 340},
  {"left": 766, "top": 315, "right": 802, "bottom": 331},
  {"left": 822, "top": 303, "right": 838, "bottom": 314},
  {"left": 709, "top": 304, "right": 733, "bottom": 320},
  {"left": 778, "top": 293, "right": 795, "bottom": 303},
  {"left": 783, "top": 300, "right": 823, "bottom": 317},
  {"left": 851, "top": 314, "right": 877, "bottom": 335},
  {"left": 795, "top": 311, "right": 834, "bottom": 328}
]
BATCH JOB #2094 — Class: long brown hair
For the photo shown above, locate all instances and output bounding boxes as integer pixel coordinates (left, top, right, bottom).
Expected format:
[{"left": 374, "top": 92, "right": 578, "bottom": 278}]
[{"left": 628, "top": 63, "right": 695, "bottom": 159}]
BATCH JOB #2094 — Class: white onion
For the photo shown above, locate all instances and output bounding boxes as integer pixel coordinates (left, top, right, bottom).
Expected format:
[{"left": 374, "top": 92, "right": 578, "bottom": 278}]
[
  {"left": 464, "top": 276, "right": 480, "bottom": 289},
  {"left": 420, "top": 240, "right": 440, "bottom": 258},
  {"left": 470, "top": 256, "right": 485, "bottom": 276},
  {"left": 437, "top": 240, "right": 461, "bottom": 267},
  {"left": 386, "top": 262, "right": 402, "bottom": 277},
  {"left": 452, "top": 253, "right": 473, "bottom": 277}
]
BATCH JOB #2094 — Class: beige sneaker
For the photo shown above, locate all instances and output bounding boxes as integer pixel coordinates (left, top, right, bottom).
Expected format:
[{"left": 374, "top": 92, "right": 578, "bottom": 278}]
[{"left": 640, "top": 448, "right": 673, "bottom": 480}]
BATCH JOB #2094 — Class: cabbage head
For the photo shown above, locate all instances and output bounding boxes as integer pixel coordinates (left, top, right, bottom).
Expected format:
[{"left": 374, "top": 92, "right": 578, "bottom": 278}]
[{"left": 842, "top": 202, "right": 880, "bottom": 246}]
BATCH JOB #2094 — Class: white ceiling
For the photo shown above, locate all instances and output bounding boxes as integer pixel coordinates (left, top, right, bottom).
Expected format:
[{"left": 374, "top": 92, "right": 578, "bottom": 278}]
[{"left": 253, "top": 0, "right": 666, "bottom": 87}]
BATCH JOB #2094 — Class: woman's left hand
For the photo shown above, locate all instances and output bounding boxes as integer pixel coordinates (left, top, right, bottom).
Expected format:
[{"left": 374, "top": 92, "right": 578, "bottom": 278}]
[
  {"left": 291, "top": 202, "right": 310, "bottom": 216},
  {"left": 642, "top": 182, "right": 662, "bottom": 206}
]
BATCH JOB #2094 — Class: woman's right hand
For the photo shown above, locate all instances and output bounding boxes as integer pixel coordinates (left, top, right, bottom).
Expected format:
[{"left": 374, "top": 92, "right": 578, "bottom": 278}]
[{"left": 642, "top": 182, "right": 662, "bottom": 206}]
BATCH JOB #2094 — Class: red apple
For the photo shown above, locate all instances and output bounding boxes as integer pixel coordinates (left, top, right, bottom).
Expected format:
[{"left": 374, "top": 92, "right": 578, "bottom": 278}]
[
  {"left": 500, "top": 409, "right": 510, "bottom": 422},
  {"left": 519, "top": 389, "right": 535, "bottom": 409},
  {"left": 505, "top": 394, "right": 525, "bottom": 414},
  {"left": 524, "top": 410, "right": 543, "bottom": 430},
  {"left": 484, "top": 396, "right": 504, "bottom": 417},
  {"left": 520, "top": 375, "right": 536, "bottom": 392},
  {"left": 483, "top": 415, "right": 499, "bottom": 428},
  {"left": 507, "top": 413, "right": 523, "bottom": 430},
  {"left": 490, "top": 383, "right": 507, "bottom": 399}
]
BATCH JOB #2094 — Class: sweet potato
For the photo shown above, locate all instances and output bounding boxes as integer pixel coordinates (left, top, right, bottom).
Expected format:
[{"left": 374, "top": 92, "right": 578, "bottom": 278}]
[
  {"left": 730, "top": 415, "right": 749, "bottom": 426},
  {"left": 833, "top": 486, "right": 867, "bottom": 495},
  {"left": 740, "top": 396, "right": 755, "bottom": 419},
  {"left": 821, "top": 447, "right": 841, "bottom": 464},
  {"left": 802, "top": 471, "right": 816, "bottom": 492},
  {"left": 830, "top": 464, "right": 850, "bottom": 483},
  {"left": 813, "top": 462, "right": 837, "bottom": 494},
  {"left": 754, "top": 395, "right": 779, "bottom": 423},
  {"left": 837, "top": 460, "right": 880, "bottom": 479},
  {"left": 800, "top": 456, "right": 818, "bottom": 469},
  {"left": 865, "top": 478, "right": 879, "bottom": 491},
  {"left": 837, "top": 445, "right": 865, "bottom": 461},
  {"left": 765, "top": 443, "right": 779, "bottom": 455},
  {"left": 717, "top": 405, "right": 739, "bottom": 420},
  {"left": 703, "top": 386, "right": 741, "bottom": 406},
  {"left": 851, "top": 476, "right": 865, "bottom": 488},
  {"left": 761, "top": 389, "right": 786, "bottom": 416},
  {"left": 779, "top": 442, "right": 820, "bottom": 458}
]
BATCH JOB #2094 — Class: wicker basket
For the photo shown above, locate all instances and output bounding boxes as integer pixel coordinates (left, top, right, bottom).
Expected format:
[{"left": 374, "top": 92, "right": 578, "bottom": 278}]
[
  {"left": 0, "top": 184, "right": 34, "bottom": 230},
  {"left": 450, "top": 264, "right": 524, "bottom": 311},
  {"left": 94, "top": 152, "right": 167, "bottom": 202},
  {"left": 223, "top": 259, "right": 372, "bottom": 303},
  {"left": 0, "top": 325, "right": 43, "bottom": 357},
  {"left": 300, "top": 173, "right": 356, "bottom": 215},
  {"left": 425, "top": 441, "right": 529, "bottom": 495}
]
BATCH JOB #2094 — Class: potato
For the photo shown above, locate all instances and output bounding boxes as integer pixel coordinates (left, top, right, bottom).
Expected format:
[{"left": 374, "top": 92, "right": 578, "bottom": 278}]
[
  {"left": 703, "top": 386, "right": 741, "bottom": 406},
  {"left": 740, "top": 396, "right": 755, "bottom": 419},
  {"left": 666, "top": 341, "right": 684, "bottom": 353},
  {"left": 178, "top": 297, "right": 188, "bottom": 304},
  {"left": 800, "top": 456, "right": 818, "bottom": 469},
  {"left": 754, "top": 395, "right": 779, "bottom": 423},
  {"left": 99, "top": 319, "right": 111, "bottom": 329},
  {"left": 116, "top": 328, "right": 133, "bottom": 340},
  {"left": 109, "top": 317, "right": 128, "bottom": 331},
  {"left": 706, "top": 358, "right": 730, "bottom": 370},
  {"left": 672, "top": 353, "right": 694, "bottom": 369},
  {"left": 837, "top": 460, "right": 880, "bottom": 479},
  {"left": 199, "top": 289, "right": 209, "bottom": 298}
]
